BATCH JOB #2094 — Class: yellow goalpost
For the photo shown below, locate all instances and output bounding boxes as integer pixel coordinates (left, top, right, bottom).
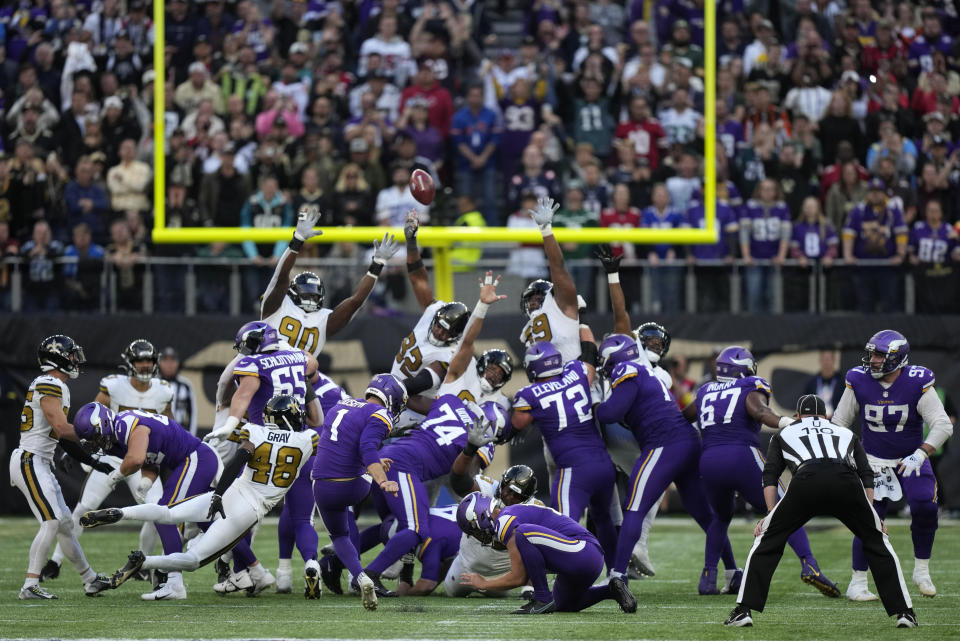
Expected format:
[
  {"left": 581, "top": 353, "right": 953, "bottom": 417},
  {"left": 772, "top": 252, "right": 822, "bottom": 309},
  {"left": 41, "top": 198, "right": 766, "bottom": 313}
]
[{"left": 151, "top": 2, "right": 716, "bottom": 302}]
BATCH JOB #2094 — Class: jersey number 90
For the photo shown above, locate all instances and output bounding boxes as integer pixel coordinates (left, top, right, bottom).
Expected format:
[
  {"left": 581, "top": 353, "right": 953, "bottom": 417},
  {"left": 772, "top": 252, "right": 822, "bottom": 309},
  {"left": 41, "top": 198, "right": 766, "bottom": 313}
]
[{"left": 278, "top": 316, "right": 320, "bottom": 354}]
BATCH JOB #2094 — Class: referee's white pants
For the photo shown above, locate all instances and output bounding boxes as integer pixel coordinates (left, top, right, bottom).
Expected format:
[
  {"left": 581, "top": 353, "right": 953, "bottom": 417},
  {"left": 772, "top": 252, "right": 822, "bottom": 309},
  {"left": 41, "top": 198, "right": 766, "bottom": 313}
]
[{"left": 136, "top": 489, "right": 258, "bottom": 573}]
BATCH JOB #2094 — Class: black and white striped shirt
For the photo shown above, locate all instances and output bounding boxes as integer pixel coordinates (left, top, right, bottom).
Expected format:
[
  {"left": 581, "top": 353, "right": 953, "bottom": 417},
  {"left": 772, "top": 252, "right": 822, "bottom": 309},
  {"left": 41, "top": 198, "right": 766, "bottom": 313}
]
[{"left": 762, "top": 416, "right": 873, "bottom": 489}]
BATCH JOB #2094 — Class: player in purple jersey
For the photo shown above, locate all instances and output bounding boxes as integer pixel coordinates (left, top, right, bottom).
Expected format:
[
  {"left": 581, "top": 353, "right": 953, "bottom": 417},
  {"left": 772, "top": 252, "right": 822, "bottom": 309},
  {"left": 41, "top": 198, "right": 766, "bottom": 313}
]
[
  {"left": 275, "top": 371, "right": 350, "bottom": 595},
  {"left": 72, "top": 403, "right": 221, "bottom": 601},
  {"left": 456, "top": 493, "right": 637, "bottom": 614},
  {"left": 683, "top": 346, "right": 840, "bottom": 597},
  {"left": 311, "top": 373, "right": 405, "bottom": 610},
  {"left": 511, "top": 336, "right": 618, "bottom": 569},
  {"left": 371, "top": 506, "right": 462, "bottom": 596},
  {"left": 832, "top": 330, "right": 953, "bottom": 601},
  {"left": 595, "top": 334, "right": 739, "bottom": 588}
]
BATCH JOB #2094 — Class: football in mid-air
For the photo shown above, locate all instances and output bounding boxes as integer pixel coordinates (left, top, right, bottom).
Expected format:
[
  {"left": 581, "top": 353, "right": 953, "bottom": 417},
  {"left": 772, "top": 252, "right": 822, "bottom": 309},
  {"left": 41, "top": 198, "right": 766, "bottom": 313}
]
[{"left": 409, "top": 168, "right": 435, "bottom": 205}]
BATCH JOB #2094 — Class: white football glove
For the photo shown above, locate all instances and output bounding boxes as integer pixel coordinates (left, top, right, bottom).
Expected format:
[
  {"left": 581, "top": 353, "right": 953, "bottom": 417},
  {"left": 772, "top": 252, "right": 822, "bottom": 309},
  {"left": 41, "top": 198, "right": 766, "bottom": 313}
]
[
  {"left": 527, "top": 196, "right": 559, "bottom": 233},
  {"left": 106, "top": 468, "right": 126, "bottom": 491},
  {"left": 372, "top": 233, "right": 400, "bottom": 265},
  {"left": 897, "top": 448, "right": 927, "bottom": 477},
  {"left": 467, "top": 417, "right": 493, "bottom": 448},
  {"left": 204, "top": 416, "right": 240, "bottom": 443},
  {"left": 294, "top": 205, "right": 323, "bottom": 242},
  {"left": 133, "top": 475, "right": 153, "bottom": 504}
]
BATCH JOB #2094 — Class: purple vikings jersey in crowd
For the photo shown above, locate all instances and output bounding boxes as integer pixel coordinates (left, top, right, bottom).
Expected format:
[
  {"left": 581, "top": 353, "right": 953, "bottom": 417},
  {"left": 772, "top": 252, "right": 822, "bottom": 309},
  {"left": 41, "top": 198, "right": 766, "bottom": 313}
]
[
  {"left": 845, "top": 365, "right": 936, "bottom": 459},
  {"left": 234, "top": 349, "right": 309, "bottom": 425},
  {"left": 791, "top": 221, "right": 839, "bottom": 259},
  {"left": 312, "top": 398, "right": 393, "bottom": 479},
  {"left": 499, "top": 97, "right": 540, "bottom": 173},
  {"left": 513, "top": 361, "right": 606, "bottom": 467},
  {"left": 843, "top": 203, "right": 907, "bottom": 259},
  {"left": 108, "top": 410, "right": 202, "bottom": 469},
  {"left": 910, "top": 221, "right": 956, "bottom": 263},
  {"left": 596, "top": 361, "right": 699, "bottom": 449},
  {"left": 741, "top": 200, "right": 792, "bottom": 259},
  {"left": 495, "top": 503, "right": 599, "bottom": 547},
  {"left": 378, "top": 394, "right": 473, "bottom": 481},
  {"left": 695, "top": 376, "right": 772, "bottom": 449},
  {"left": 687, "top": 200, "right": 739, "bottom": 260}
]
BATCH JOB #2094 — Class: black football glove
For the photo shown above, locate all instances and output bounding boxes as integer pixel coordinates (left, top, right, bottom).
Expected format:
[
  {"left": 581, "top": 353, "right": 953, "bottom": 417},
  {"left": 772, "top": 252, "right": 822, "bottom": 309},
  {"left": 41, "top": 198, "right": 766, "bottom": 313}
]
[
  {"left": 55, "top": 450, "right": 74, "bottom": 473},
  {"left": 207, "top": 494, "right": 225, "bottom": 521},
  {"left": 595, "top": 244, "right": 622, "bottom": 274}
]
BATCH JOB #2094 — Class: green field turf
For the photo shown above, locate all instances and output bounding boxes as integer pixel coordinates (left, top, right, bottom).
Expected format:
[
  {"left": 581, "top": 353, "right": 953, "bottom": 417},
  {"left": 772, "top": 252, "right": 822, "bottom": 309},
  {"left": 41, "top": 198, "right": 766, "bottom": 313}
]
[{"left": 0, "top": 516, "right": 956, "bottom": 640}]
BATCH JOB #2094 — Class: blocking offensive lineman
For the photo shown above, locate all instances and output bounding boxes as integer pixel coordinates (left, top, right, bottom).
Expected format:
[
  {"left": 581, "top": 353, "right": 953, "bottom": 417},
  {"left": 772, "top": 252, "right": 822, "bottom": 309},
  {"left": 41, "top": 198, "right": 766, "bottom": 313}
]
[
  {"left": 11, "top": 335, "right": 113, "bottom": 600},
  {"left": 47, "top": 339, "right": 174, "bottom": 582},
  {"left": 831, "top": 330, "right": 953, "bottom": 601},
  {"left": 84, "top": 396, "right": 318, "bottom": 597}
]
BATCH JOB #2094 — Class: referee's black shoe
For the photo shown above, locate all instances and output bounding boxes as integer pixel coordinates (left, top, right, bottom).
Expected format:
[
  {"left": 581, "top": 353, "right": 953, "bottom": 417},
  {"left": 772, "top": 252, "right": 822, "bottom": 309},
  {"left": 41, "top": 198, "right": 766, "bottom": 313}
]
[
  {"left": 724, "top": 604, "right": 753, "bottom": 627},
  {"left": 896, "top": 609, "right": 918, "bottom": 628}
]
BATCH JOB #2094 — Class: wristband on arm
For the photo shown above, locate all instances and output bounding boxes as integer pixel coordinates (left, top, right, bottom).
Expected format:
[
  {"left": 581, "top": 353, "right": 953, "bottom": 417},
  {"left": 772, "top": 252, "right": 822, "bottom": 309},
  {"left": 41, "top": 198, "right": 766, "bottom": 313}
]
[{"left": 215, "top": 448, "right": 252, "bottom": 496}]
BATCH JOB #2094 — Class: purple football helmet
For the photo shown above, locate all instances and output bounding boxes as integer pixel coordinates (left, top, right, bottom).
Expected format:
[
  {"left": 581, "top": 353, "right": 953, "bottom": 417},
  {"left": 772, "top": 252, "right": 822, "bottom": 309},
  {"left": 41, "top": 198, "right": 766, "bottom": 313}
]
[
  {"left": 598, "top": 334, "right": 640, "bottom": 377},
  {"left": 364, "top": 373, "right": 409, "bottom": 422},
  {"left": 523, "top": 341, "right": 563, "bottom": 381},
  {"left": 73, "top": 402, "right": 117, "bottom": 450},
  {"left": 456, "top": 491, "right": 497, "bottom": 544},
  {"left": 715, "top": 346, "right": 758, "bottom": 381},
  {"left": 862, "top": 330, "right": 909, "bottom": 379},
  {"left": 480, "top": 401, "right": 511, "bottom": 444},
  {"left": 234, "top": 321, "right": 280, "bottom": 355}
]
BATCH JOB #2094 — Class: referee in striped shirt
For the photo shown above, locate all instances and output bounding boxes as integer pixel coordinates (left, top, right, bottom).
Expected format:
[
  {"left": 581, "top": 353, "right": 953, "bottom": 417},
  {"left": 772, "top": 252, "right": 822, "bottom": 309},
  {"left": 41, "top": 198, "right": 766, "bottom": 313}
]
[{"left": 725, "top": 394, "right": 917, "bottom": 628}]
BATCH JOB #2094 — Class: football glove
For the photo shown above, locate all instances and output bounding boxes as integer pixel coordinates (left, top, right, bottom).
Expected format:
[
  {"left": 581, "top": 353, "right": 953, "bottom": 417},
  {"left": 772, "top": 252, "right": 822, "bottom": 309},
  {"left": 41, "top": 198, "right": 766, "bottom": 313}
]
[
  {"left": 897, "top": 448, "right": 927, "bottom": 477},
  {"left": 528, "top": 196, "right": 559, "bottom": 231},
  {"left": 207, "top": 494, "right": 225, "bottom": 520},
  {"left": 595, "top": 244, "right": 622, "bottom": 274},
  {"left": 294, "top": 205, "right": 323, "bottom": 242},
  {"left": 372, "top": 233, "right": 400, "bottom": 265}
]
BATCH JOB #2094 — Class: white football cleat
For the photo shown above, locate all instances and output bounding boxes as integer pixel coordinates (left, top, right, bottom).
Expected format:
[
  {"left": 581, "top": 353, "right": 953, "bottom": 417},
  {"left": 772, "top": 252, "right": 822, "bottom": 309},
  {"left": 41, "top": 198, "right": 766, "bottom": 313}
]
[
  {"left": 356, "top": 572, "right": 377, "bottom": 611},
  {"left": 631, "top": 548, "right": 656, "bottom": 577},
  {"left": 381, "top": 558, "right": 404, "bottom": 580},
  {"left": 214, "top": 569, "right": 253, "bottom": 594},
  {"left": 275, "top": 567, "right": 292, "bottom": 594},
  {"left": 247, "top": 567, "right": 274, "bottom": 597},
  {"left": 19, "top": 585, "right": 57, "bottom": 600},
  {"left": 845, "top": 577, "right": 878, "bottom": 602},
  {"left": 913, "top": 569, "right": 936, "bottom": 597},
  {"left": 141, "top": 582, "right": 187, "bottom": 601}
]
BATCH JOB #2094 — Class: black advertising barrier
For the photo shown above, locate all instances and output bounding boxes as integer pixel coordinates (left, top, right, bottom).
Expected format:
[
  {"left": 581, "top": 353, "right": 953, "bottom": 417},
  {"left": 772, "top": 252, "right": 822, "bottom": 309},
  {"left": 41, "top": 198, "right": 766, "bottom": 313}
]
[{"left": 1, "top": 312, "right": 958, "bottom": 514}]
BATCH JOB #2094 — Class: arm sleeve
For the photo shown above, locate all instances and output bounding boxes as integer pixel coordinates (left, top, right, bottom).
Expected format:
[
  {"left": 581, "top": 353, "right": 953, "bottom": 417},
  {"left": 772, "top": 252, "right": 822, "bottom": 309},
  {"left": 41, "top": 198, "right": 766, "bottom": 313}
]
[
  {"left": 851, "top": 436, "right": 874, "bottom": 488},
  {"left": 450, "top": 466, "right": 477, "bottom": 498},
  {"left": 595, "top": 376, "right": 638, "bottom": 425},
  {"left": 918, "top": 388, "right": 954, "bottom": 450},
  {"left": 59, "top": 439, "right": 100, "bottom": 467},
  {"left": 761, "top": 435, "right": 787, "bottom": 487},
  {"left": 831, "top": 386, "right": 859, "bottom": 432},
  {"left": 214, "top": 448, "right": 252, "bottom": 496},
  {"left": 403, "top": 368, "right": 439, "bottom": 396},
  {"left": 359, "top": 413, "right": 390, "bottom": 468}
]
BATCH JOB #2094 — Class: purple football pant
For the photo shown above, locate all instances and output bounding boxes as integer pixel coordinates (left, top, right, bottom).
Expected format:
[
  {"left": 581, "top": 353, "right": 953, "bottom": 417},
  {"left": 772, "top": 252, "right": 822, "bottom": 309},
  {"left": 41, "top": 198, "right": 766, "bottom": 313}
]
[
  {"left": 614, "top": 438, "right": 733, "bottom": 576},
  {"left": 278, "top": 456, "right": 318, "bottom": 562},
  {"left": 853, "top": 458, "right": 937, "bottom": 570},
  {"left": 700, "top": 445, "right": 813, "bottom": 569},
  {"left": 156, "top": 444, "right": 220, "bottom": 555},
  {"left": 314, "top": 477, "right": 370, "bottom": 578},
  {"left": 551, "top": 460, "right": 618, "bottom": 568},
  {"left": 512, "top": 523, "right": 612, "bottom": 611},
  {"left": 365, "top": 468, "right": 430, "bottom": 576}
]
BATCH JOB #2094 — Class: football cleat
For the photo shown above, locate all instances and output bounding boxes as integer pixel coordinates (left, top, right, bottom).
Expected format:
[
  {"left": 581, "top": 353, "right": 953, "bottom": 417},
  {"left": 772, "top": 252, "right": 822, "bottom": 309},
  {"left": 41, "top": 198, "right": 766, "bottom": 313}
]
[
  {"left": 519, "top": 585, "right": 535, "bottom": 601},
  {"left": 724, "top": 605, "right": 753, "bottom": 627},
  {"left": 631, "top": 549, "right": 656, "bottom": 577},
  {"left": 800, "top": 558, "right": 840, "bottom": 597},
  {"left": 84, "top": 574, "right": 112, "bottom": 596},
  {"left": 276, "top": 567, "right": 293, "bottom": 594},
  {"left": 721, "top": 568, "right": 743, "bottom": 595},
  {"left": 320, "top": 555, "right": 343, "bottom": 595},
  {"left": 366, "top": 572, "right": 397, "bottom": 597},
  {"left": 214, "top": 569, "right": 253, "bottom": 595},
  {"left": 112, "top": 550, "right": 146, "bottom": 588},
  {"left": 846, "top": 582, "right": 879, "bottom": 601},
  {"left": 698, "top": 567, "right": 719, "bottom": 595},
  {"left": 896, "top": 610, "right": 919, "bottom": 628},
  {"left": 40, "top": 559, "right": 61, "bottom": 582},
  {"left": 19, "top": 585, "right": 57, "bottom": 600},
  {"left": 355, "top": 572, "right": 377, "bottom": 611},
  {"left": 214, "top": 558, "right": 230, "bottom": 584},
  {"left": 141, "top": 582, "right": 186, "bottom": 601},
  {"left": 151, "top": 570, "right": 167, "bottom": 591},
  {"left": 512, "top": 599, "right": 555, "bottom": 614},
  {"left": 320, "top": 543, "right": 335, "bottom": 557},
  {"left": 248, "top": 568, "right": 275, "bottom": 597},
  {"left": 609, "top": 576, "right": 637, "bottom": 613},
  {"left": 913, "top": 568, "right": 936, "bottom": 597},
  {"left": 304, "top": 559, "right": 321, "bottom": 600},
  {"left": 80, "top": 508, "right": 122, "bottom": 529}
]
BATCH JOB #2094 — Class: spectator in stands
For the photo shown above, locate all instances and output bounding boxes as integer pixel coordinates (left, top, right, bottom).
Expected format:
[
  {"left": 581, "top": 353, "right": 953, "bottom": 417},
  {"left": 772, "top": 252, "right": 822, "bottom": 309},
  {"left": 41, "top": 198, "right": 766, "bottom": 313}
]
[
  {"left": 7, "top": 87, "right": 60, "bottom": 134},
  {"left": 600, "top": 181, "right": 643, "bottom": 307},
  {"left": 399, "top": 58, "right": 454, "bottom": 139},
  {"left": 199, "top": 143, "right": 252, "bottom": 227},
  {"left": 554, "top": 182, "right": 597, "bottom": 301},
  {"left": 350, "top": 67, "right": 401, "bottom": 123},
  {"left": 7, "top": 103, "right": 55, "bottom": 155},
  {"left": 842, "top": 178, "right": 908, "bottom": 313},
  {"left": 640, "top": 183, "right": 685, "bottom": 313},
  {"left": 330, "top": 164, "right": 375, "bottom": 227},
  {"left": 507, "top": 144, "right": 562, "bottom": 214},
  {"left": 198, "top": 0, "right": 236, "bottom": 52},
  {"left": 866, "top": 118, "right": 918, "bottom": 176},
  {"left": 346, "top": 137, "right": 386, "bottom": 196},
  {"left": 291, "top": 166, "right": 329, "bottom": 227},
  {"left": 803, "top": 350, "right": 845, "bottom": 418},
  {"left": 21, "top": 220, "right": 63, "bottom": 312},
  {"left": 175, "top": 62, "right": 225, "bottom": 115},
  {"left": 743, "top": 18, "right": 777, "bottom": 78},
  {"left": 58, "top": 89, "right": 90, "bottom": 171},
  {"left": 734, "top": 121, "right": 776, "bottom": 198},
  {"left": 783, "top": 68, "right": 832, "bottom": 123},
  {"left": 493, "top": 76, "right": 541, "bottom": 184},
  {"left": 819, "top": 89, "right": 864, "bottom": 167},
  {"left": 665, "top": 153, "right": 700, "bottom": 212},
  {"left": 572, "top": 75, "right": 614, "bottom": 160},
  {"left": 376, "top": 162, "right": 429, "bottom": 228},
  {"left": 687, "top": 183, "right": 738, "bottom": 313},
  {"left": 239, "top": 174, "right": 291, "bottom": 310},
  {"left": 195, "top": 242, "right": 245, "bottom": 313},
  {"left": 359, "top": 14, "right": 414, "bottom": 88},
  {"left": 0, "top": 221, "right": 19, "bottom": 311},
  {"left": 63, "top": 222, "right": 105, "bottom": 312},
  {"left": 917, "top": 161, "right": 956, "bottom": 226},
  {"left": 741, "top": 178, "right": 790, "bottom": 313},
  {"left": 786, "top": 196, "right": 838, "bottom": 311},
  {"left": 106, "top": 139, "right": 151, "bottom": 214},
  {"left": 167, "top": 175, "right": 202, "bottom": 229},
  {"left": 866, "top": 83, "right": 915, "bottom": 144},
  {"left": 451, "top": 84, "right": 500, "bottom": 225},
  {"left": 166, "top": 0, "right": 201, "bottom": 74},
  {"left": 909, "top": 199, "right": 959, "bottom": 314},
  {"left": 505, "top": 190, "right": 548, "bottom": 279},
  {"left": 64, "top": 157, "right": 110, "bottom": 243},
  {"left": 615, "top": 94, "right": 667, "bottom": 172},
  {"left": 220, "top": 44, "right": 269, "bottom": 116},
  {"left": 106, "top": 217, "right": 146, "bottom": 311}
]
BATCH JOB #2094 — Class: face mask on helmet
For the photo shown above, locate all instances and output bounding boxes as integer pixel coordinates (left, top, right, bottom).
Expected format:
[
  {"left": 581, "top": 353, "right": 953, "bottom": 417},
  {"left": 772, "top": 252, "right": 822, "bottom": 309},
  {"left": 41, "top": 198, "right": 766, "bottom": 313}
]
[
  {"left": 861, "top": 330, "right": 909, "bottom": 379},
  {"left": 521, "top": 280, "right": 552, "bottom": 318},
  {"left": 289, "top": 272, "right": 325, "bottom": 313},
  {"left": 38, "top": 335, "right": 86, "bottom": 379},
  {"left": 264, "top": 394, "right": 305, "bottom": 431}
]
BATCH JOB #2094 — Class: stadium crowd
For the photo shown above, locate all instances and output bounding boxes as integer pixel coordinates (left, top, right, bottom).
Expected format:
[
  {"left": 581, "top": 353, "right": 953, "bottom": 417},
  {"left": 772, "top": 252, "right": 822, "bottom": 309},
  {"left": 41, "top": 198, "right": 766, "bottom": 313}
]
[{"left": 1, "top": 0, "right": 960, "bottom": 315}]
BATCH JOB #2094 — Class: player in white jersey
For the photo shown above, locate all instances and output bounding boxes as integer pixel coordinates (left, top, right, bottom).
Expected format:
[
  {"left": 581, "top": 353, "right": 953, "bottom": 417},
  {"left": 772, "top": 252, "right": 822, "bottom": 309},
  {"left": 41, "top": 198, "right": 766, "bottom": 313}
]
[
  {"left": 10, "top": 335, "right": 113, "bottom": 600},
  {"left": 84, "top": 395, "right": 318, "bottom": 594},
  {"left": 394, "top": 211, "right": 471, "bottom": 423},
  {"left": 445, "top": 465, "right": 542, "bottom": 597},
  {"left": 260, "top": 205, "right": 400, "bottom": 357},
  {"left": 45, "top": 339, "right": 175, "bottom": 582}
]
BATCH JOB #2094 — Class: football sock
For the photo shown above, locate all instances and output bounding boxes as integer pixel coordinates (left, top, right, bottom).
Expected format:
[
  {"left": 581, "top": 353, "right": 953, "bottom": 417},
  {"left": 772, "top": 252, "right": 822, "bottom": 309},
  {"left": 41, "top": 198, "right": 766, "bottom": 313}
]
[
  {"left": 29, "top": 521, "right": 59, "bottom": 576},
  {"left": 278, "top": 558, "right": 291, "bottom": 572}
]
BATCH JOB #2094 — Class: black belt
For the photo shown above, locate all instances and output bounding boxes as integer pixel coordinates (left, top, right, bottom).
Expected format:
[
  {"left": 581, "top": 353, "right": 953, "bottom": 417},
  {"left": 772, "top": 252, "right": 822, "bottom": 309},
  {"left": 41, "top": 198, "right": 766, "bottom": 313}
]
[{"left": 797, "top": 458, "right": 848, "bottom": 472}]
